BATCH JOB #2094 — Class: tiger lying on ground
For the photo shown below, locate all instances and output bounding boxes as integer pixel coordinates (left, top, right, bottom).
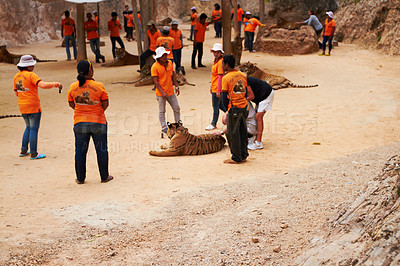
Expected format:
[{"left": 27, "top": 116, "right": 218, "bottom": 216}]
[
  {"left": 0, "top": 45, "right": 57, "bottom": 64},
  {"left": 101, "top": 48, "right": 139, "bottom": 67},
  {"left": 149, "top": 121, "right": 226, "bottom": 156},
  {"left": 239, "top": 62, "right": 318, "bottom": 90}
]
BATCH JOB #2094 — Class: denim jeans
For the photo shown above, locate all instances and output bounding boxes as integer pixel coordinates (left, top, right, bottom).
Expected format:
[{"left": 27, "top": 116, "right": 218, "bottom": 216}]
[
  {"left": 322, "top": 35, "right": 333, "bottom": 52},
  {"left": 21, "top": 111, "right": 41, "bottom": 155},
  {"left": 189, "top": 25, "right": 195, "bottom": 40},
  {"left": 89, "top": 38, "right": 104, "bottom": 62},
  {"left": 74, "top": 122, "right": 109, "bottom": 182},
  {"left": 191, "top": 42, "right": 203, "bottom": 67},
  {"left": 226, "top": 107, "right": 249, "bottom": 162},
  {"left": 214, "top": 21, "right": 222, "bottom": 38},
  {"left": 172, "top": 48, "right": 182, "bottom": 72},
  {"left": 64, "top": 35, "right": 77, "bottom": 60},
  {"left": 140, "top": 49, "right": 156, "bottom": 69},
  {"left": 245, "top": 31, "right": 255, "bottom": 51},
  {"left": 156, "top": 94, "right": 181, "bottom": 131},
  {"left": 211, "top": 92, "right": 228, "bottom": 126},
  {"left": 110, "top": 36, "right": 125, "bottom": 58}
]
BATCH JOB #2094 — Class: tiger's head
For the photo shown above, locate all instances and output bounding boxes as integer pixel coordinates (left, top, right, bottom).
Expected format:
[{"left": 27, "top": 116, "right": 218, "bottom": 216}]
[
  {"left": 166, "top": 121, "right": 187, "bottom": 139},
  {"left": 140, "top": 65, "right": 152, "bottom": 77},
  {"left": 115, "top": 48, "right": 126, "bottom": 59},
  {"left": 238, "top": 61, "right": 256, "bottom": 76}
]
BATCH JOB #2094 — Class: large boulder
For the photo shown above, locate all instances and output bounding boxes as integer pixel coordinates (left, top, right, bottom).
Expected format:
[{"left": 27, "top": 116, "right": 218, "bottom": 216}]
[{"left": 256, "top": 26, "right": 319, "bottom": 56}]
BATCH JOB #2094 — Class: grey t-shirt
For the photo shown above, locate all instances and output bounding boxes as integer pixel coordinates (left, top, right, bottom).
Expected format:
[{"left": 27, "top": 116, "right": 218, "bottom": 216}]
[{"left": 304, "top": 15, "right": 323, "bottom": 31}]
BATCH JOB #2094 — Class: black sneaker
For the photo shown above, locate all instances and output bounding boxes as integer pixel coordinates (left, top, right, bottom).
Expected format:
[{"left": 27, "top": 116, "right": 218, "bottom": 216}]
[
  {"left": 191, "top": 65, "right": 197, "bottom": 69},
  {"left": 198, "top": 64, "right": 206, "bottom": 68},
  {"left": 181, "top": 66, "right": 186, "bottom": 75},
  {"left": 101, "top": 56, "right": 105, "bottom": 63}
]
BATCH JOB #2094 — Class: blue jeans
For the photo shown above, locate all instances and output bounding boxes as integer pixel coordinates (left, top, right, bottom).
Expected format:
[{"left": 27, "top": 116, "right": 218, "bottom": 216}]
[
  {"left": 191, "top": 42, "right": 203, "bottom": 67},
  {"left": 64, "top": 35, "right": 77, "bottom": 60},
  {"left": 74, "top": 122, "right": 109, "bottom": 182},
  {"left": 172, "top": 48, "right": 182, "bottom": 72},
  {"left": 214, "top": 21, "right": 222, "bottom": 38},
  {"left": 140, "top": 48, "right": 156, "bottom": 69},
  {"left": 110, "top": 36, "right": 125, "bottom": 58},
  {"left": 189, "top": 25, "right": 195, "bottom": 40},
  {"left": 211, "top": 92, "right": 228, "bottom": 126},
  {"left": 21, "top": 111, "right": 41, "bottom": 155},
  {"left": 89, "top": 38, "right": 104, "bottom": 62},
  {"left": 322, "top": 35, "right": 333, "bottom": 53},
  {"left": 245, "top": 31, "right": 255, "bottom": 51}
]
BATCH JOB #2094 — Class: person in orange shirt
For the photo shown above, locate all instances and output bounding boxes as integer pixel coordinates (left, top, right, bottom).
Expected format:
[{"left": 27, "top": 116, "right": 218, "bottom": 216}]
[
  {"left": 205, "top": 43, "right": 226, "bottom": 131},
  {"left": 68, "top": 60, "right": 113, "bottom": 184},
  {"left": 243, "top": 12, "right": 251, "bottom": 50},
  {"left": 13, "top": 55, "right": 62, "bottom": 160},
  {"left": 192, "top": 13, "right": 213, "bottom": 69},
  {"left": 93, "top": 10, "right": 98, "bottom": 22},
  {"left": 319, "top": 11, "right": 336, "bottom": 56},
  {"left": 137, "top": 10, "right": 143, "bottom": 40},
  {"left": 221, "top": 54, "right": 248, "bottom": 164},
  {"left": 85, "top": 13, "right": 105, "bottom": 63},
  {"left": 156, "top": 26, "right": 175, "bottom": 62},
  {"left": 126, "top": 9, "right": 134, "bottom": 41},
  {"left": 231, "top": 4, "right": 244, "bottom": 36},
  {"left": 61, "top": 10, "right": 77, "bottom": 61},
  {"left": 139, "top": 20, "right": 161, "bottom": 69},
  {"left": 244, "top": 13, "right": 265, "bottom": 53},
  {"left": 188, "top": 6, "right": 197, "bottom": 41},
  {"left": 108, "top": 12, "right": 125, "bottom": 59},
  {"left": 212, "top": 3, "right": 222, "bottom": 38},
  {"left": 151, "top": 47, "right": 181, "bottom": 133},
  {"left": 169, "top": 20, "right": 185, "bottom": 75}
]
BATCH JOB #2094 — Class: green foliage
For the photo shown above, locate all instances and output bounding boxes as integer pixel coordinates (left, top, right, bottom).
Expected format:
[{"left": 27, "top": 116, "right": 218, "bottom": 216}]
[
  {"left": 377, "top": 35, "right": 382, "bottom": 43},
  {"left": 354, "top": 0, "right": 360, "bottom": 4},
  {"left": 397, "top": 186, "right": 400, "bottom": 196}
]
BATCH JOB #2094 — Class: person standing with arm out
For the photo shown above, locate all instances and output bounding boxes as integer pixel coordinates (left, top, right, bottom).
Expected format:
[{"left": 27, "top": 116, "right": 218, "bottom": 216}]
[
  {"left": 67, "top": 60, "right": 113, "bottom": 184},
  {"left": 108, "top": 12, "right": 125, "bottom": 59},
  {"left": 244, "top": 15, "right": 266, "bottom": 53},
  {"left": 14, "top": 55, "right": 62, "bottom": 160},
  {"left": 296, "top": 10, "right": 323, "bottom": 48},
  {"left": 191, "top": 13, "right": 213, "bottom": 69},
  {"left": 61, "top": 10, "right": 77, "bottom": 61}
]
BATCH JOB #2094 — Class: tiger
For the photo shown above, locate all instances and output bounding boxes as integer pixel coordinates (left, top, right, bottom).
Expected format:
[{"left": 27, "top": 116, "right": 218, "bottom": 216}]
[
  {"left": 0, "top": 115, "right": 22, "bottom": 119},
  {"left": 149, "top": 121, "right": 226, "bottom": 156},
  {"left": 231, "top": 36, "right": 244, "bottom": 66},
  {"left": 101, "top": 48, "right": 139, "bottom": 67},
  {"left": 239, "top": 62, "right": 318, "bottom": 90},
  {"left": 0, "top": 45, "right": 57, "bottom": 64},
  {"left": 267, "top": 18, "right": 301, "bottom": 31}
]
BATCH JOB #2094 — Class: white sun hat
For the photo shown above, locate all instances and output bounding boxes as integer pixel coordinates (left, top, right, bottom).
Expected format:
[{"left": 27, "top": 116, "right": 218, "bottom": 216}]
[
  {"left": 191, "top": 6, "right": 196, "bottom": 10},
  {"left": 153, "top": 47, "right": 170, "bottom": 59},
  {"left": 171, "top": 20, "right": 179, "bottom": 25},
  {"left": 211, "top": 43, "right": 224, "bottom": 53},
  {"left": 326, "top": 11, "right": 334, "bottom": 18},
  {"left": 17, "top": 55, "right": 37, "bottom": 67},
  {"left": 245, "top": 11, "right": 251, "bottom": 15}
]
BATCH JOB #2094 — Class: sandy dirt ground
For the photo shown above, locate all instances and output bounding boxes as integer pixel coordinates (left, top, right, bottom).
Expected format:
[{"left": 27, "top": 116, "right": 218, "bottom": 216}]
[{"left": 1, "top": 25, "right": 400, "bottom": 264}]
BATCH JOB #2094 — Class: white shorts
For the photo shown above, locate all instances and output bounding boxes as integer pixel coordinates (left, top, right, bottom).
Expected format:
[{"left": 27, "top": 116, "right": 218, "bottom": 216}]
[{"left": 256, "top": 90, "right": 274, "bottom": 113}]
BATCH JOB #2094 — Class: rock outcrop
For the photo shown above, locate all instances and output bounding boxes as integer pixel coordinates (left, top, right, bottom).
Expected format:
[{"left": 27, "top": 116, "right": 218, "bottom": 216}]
[
  {"left": 256, "top": 26, "right": 319, "bottom": 56},
  {"left": 334, "top": 0, "right": 400, "bottom": 55},
  {"left": 296, "top": 155, "right": 400, "bottom": 265}
]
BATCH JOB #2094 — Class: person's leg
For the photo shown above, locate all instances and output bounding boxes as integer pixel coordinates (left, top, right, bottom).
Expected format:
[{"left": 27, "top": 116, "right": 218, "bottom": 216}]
[
  {"left": 191, "top": 43, "right": 198, "bottom": 68},
  {"left": 211, "top": 92, "right": 220, "bottom": 127},
  {"left": 157, "top": 96, "right": 168, "bottom": 131},
  {"left": 238, "top": 21, "right": 242, "bottom": 37},
  {"left": 214, "top": 23, "right": 218, "bottom": 37},
  {"left": 73, "top": 122, "right": 91, "bottom": 183},
  {"left": 21, "top": 114, "right": 30, "bottom": 154},
  {"left": 255, "top": 112, "right": 266, "bottom": 142},
  {"left": 226, "top": 108, "right": 243, "bottom": 162},
  {"left": 189, "top": 25, "right": 194, "bottom": 40},
  {"left": 27, "top": 111, "right": 41, "bottom": 157},
  {"left": 244, "top": 31, "right": 249, "bottom": 50},
  {"left": 91, "top": 123, "right": 109, "bottom": 181},
  {"left": 249, "top": 32, "right": 255, "bottom": 52},
  {"left": 140, "top": 49, "right": 152, "bottom": 69},
  {"left": 65, "top": 35, "right": 71, "bottom": 60},
  {"left": 95, "top": 38, "right": 105, "bottom": 62},
  {"left": 89, "top": 39, "right": 99, "bottom": 62},
  {"left": 316, "top": 29, "right": 322, "bottom": 49},
  {"left": 116, "top": 36, "right": 124, "bottom": 49},
  {"left": 176, "top": 48, "right": 182, "bottom": 72},
  {"left": 111, "top": 37, "right": 117, "bottom": 59},
  {"left": 328, "top": 38, "right": 333, "bottom": 54},
  {"left": 172, "top": 49, "right": 179, "bottom": 72},
  {"left": 321, "top": 35, "right": 328, "bottom": 54},
  {"left": 198, "top": 42, "right": 204, "bottom": 66},
  {"left": 166, "top": 94, "right": 181, "bottom": 123},
  {"left": 239, "top": 109, "right": 249, "bottom": 159},
  {"left": 70, "top": 36, "right": 77, "bottom": 59}
]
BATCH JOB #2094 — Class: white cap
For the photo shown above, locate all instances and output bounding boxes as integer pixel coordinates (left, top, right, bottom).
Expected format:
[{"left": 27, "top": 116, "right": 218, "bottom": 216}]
[
  {"left": 93, "top": 10, "right": 97, "bottom": 14},
  {"left": 163, "top": 26, "right": 170, "bottom": 31},
  {"left": 245, "top": 11, "right": 251, "bottom": 15},
  {"left": 211, "top": 43, "right": 224, "bottom": 53},
  {"left": 191, "top": 6, "right": 196, "bottom": 10},
  {"left": 17, "top": 55, "right": 37, "bottom": 67},
  {"left": 153, "top": 47, "right": 170, "bottom": 59},
  {"left": 326, "top": 11, "right": 334, "bottom": 18},
  {"left": 171, "top": 20, "right": 179, "bottom": 25}
]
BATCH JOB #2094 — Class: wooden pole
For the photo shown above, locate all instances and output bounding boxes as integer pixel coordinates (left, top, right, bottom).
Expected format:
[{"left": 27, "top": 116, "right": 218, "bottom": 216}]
[
  {"left": 221, "top": 0, "right": 232, "bottom": 54},
  {"left": 97, "top": 2, "right": 100, "bottom": 37},
  {"left": 259, "top": 0, "right": 265, "bottom": 22},
  {"left": 76, "top": 3, "right": 87, "bottom": 61},
  {"left": 139, "top": 0, "right": 150, "bottom": 50},
  {"left": 232, "top": 0, "right": 239, "bottom": 38},
  {"left": 131, "top": 0, "right": 143, "bottom": 55}
]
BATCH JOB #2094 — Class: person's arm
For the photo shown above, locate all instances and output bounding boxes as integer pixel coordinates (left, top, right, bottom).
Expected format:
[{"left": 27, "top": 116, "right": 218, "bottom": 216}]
[
  {"left": 330, "top": 26, "right": 336, "bottom": 39},
  {"left": 68, "top": 101, "right": 75, "bottom": 110},
  {"left": 193, "top": 29, "right": 198, "bottom": 44},
  {"left": 153, "top": 76, "right": 167, "bottom": 98},
  {"left": 172, "top": 72, "right": 180, "bottom": 96},
  {"left": 108, "top": 21, "right": 112, "bottom": 32},
  {"left": 37, "top": 81, "right": 61, "bottom": 89},
  {"left": 101, "top": 99, "right": 109, "bottom": 111},
  {"left": 216, "top": 74, "right": 223, "bottom": 96},
  {"left": 73, "top": 24, "right": 76, "bottom": 38},
  {"left": 246, "top": 85, "right": 255, "bottom": 101}
]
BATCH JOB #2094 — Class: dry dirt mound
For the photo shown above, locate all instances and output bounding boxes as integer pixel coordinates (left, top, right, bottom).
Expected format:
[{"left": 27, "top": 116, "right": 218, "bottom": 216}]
[{"left": 297, "top": 155, "right": 400, "bottom": 265}]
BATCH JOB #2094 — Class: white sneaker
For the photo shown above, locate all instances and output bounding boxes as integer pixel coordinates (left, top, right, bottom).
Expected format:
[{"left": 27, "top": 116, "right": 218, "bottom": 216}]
[
  {"left": 248, "top": 141, "right": 263, "bottom": 150},
  {"left": 248, "top": 136, "right": 256, "bottom": 146},
  {"left": 205, "top": 124, "right": 216, "bottom": 131},
  {"left": 251, "top": 50, "right": 257, "bottom": 53}
]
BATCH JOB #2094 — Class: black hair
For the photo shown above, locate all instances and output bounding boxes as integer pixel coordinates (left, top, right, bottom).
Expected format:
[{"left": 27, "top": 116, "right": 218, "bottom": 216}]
[
  {"left": 199, "top": 13, "right": 207, "bottom": 20},
  {"left": 77, "top": 60, "right": 92, "bottom": 87},
  {"left": 214, "top": 3, "right": 220, "bottom": 10},
  {"left": 65, "top": 10, "right": 70, "bottom": 17},
  {"left": 223, "top": 55, "right": 235, "bottom": 69},
  {"left": 111, "top": 11, "right": 118, "bottom": 17},
  {"left": 86, "top": 12, "right": 92, "bottom": 17},
  {"left": 162, "top": 29, "right": 169, "bottom": 35},
  {"left": 309, "top": 10, "right": 315, "bottom": 15},
  {"left": 17, "top": 66, "right": 29, "bottom": 71},
  {"left": 253, "top": 15, "right": 260, "bottom": 20}
]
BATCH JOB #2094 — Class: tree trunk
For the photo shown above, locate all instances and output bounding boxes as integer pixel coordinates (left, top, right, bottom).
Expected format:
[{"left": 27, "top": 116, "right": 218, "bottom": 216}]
[
  {"left": 232, "top": 0, "right": 239, "bottom": 38},
  {"left": 139, "top": 0, "right": 151, "bottom": 50},
  {"left": 131, "top": 0, "right": 143, "bottom": 55},
  {"left": 259, "top": 0, "right": 265, "bottom": 22},
  {"left": 221, "top": 0, "right": 232, "bottom": 54},
  {"left": 76, "top": 3, "right": 87, "bottom": 61}
]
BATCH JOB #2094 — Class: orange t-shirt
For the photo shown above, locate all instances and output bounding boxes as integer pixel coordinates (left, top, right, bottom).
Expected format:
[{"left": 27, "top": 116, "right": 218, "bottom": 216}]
[
  {"left": 194, "top": 22, "right": 210, "bottom": 43},
  {"left": 137, "top": 13, "right": 141, "bottom": 24},
  {"left": 212, "top": 10, "right": 222, "bottom": 22},
  {"left": 94, "top": 16, "right": 98, "bottom": 22},
  {"left": 148, "top": 29, "right": 161, "bottom": 51},
  {"left": 13, "top": 71, "right": 42, "bottom": 114},
  {"left": 244, "top": 18, "right": 261, "bottom": 32},
  {"left": 67, "top": 79, "right": 108, "bottom": 125},
  {"left": 62, "top": 17, "right": 75, "bottom": 36},
  {"left": 211, "top": 58, "right": 224, "bottom": 93},
  {"left": 243, "top": 17, "right": 249, "bottom": 25},
  {"left": 156, "top": 36, "right": 175, "bottom": 59},
  {"left": 127, "top": 14, "right": 134, "bottom": 27},
  {"left": 324, "top": 18, "right": 336, "bottom": 36},
  {"left": 222, "top": 70, "right": 248, "bottom": 110},
  {"left": 231, "top": 8, "right": 244, "bottom": 21},
  {"left": 191, "top": 13, "right": 197, "bottom": 26},
  {"left": 151, "top": 61, "right": 174, "bottom": 97},
  {"left": 108, "top": 19, "right": 121, "bottom": 37},
  {"left": 85, "top": 20, "right": 99, "bottom": 40},
  {"left": 169, "top": 29, "right": 182, "bottom": 50}
]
